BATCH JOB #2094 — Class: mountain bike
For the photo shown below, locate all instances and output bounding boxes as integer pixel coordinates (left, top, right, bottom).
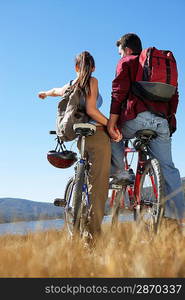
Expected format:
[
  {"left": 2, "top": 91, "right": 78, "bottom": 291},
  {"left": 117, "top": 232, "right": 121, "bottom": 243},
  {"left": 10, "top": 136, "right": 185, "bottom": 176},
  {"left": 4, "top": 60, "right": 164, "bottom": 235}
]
[
  {"left": 110, "top": 129, "right": 165, "bottom": 234},
  {"left": 59, "top": 123, "right": 96, "bottom": 240}
]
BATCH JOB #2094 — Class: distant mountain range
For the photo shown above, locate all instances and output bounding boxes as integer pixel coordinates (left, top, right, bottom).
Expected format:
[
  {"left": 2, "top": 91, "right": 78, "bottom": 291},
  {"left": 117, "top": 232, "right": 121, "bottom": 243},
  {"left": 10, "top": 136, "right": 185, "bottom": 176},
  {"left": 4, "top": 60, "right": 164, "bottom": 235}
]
[
  {"left": 0, "top": 178, "right": 184, "bottom": 224},
  {"left": 0, "top": 198, "right": 64, "bottom": 223},
  {"left": 182, "top": 177, "right": 185, "bottom": 193}
]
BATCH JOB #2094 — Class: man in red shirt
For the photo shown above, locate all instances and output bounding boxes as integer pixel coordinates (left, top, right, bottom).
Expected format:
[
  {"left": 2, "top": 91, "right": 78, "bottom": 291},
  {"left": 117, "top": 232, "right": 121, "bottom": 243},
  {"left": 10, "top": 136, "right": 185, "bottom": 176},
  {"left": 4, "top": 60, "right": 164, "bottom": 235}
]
[{"left": 108, "top": 33, "right": 185, "bottom": 230}]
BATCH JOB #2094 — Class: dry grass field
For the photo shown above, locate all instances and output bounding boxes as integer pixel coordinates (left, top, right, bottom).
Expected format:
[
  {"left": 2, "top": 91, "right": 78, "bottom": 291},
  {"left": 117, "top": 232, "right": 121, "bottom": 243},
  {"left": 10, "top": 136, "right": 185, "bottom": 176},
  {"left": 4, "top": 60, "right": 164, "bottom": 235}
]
[{"left": 0, "top": 219, "right": 185, "bottom": 278}]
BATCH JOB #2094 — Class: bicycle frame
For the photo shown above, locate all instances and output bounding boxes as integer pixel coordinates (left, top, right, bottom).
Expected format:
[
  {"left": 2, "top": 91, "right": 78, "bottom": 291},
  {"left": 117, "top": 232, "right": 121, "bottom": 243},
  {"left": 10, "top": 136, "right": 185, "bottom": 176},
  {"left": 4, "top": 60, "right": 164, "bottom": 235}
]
[
  {"left": 78, "top": 136, "right": 91, "bottom": 208},
  {"left": 65, "top": 136, "right": 91, "bottom": 212},
  {"left": 50, "top": 124, "right": 96, "bottom": 238},
  {"left": 110, "top": 138, "right": 159, "bottom": 211}
]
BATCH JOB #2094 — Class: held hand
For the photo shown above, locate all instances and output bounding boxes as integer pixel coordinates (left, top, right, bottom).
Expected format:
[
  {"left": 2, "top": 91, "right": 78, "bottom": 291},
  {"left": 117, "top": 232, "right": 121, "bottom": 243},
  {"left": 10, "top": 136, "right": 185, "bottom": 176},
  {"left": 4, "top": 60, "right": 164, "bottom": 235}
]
[
  {"left": 107, "top": 124, "right": 122, "bottom": 141},
  {"left": 107, "top": 126, "right": 118, "bottom": 140},
  {"left": 111, "top": 128, "right": 123, "bottom": 142},
  {"left": 38, "top": 91, "right": 47, "bottom": 99},
  {"left": 112, "top": 129, "right": 123, "bottom": 143}
]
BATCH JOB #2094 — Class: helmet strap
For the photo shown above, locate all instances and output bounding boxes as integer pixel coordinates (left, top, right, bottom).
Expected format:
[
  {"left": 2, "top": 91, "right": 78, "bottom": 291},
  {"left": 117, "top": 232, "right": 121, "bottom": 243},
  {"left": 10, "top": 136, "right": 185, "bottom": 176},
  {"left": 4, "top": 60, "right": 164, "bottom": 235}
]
[{"left": 55, "top": 137, "right": 67, "bottom": 152}]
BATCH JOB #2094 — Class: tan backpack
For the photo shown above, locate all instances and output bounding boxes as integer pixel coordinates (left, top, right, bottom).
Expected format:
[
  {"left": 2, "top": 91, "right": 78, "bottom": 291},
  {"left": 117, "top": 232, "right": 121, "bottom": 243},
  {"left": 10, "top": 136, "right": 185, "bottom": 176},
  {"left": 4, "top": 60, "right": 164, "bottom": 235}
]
[{"left": 56, "top": 82, "right": 90, "bottom": 141}]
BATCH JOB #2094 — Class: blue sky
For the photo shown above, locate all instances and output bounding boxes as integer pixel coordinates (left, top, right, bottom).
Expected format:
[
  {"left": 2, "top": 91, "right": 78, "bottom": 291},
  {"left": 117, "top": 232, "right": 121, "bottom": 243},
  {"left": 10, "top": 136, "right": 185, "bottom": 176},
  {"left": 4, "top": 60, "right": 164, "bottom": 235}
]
[{"left": 0, "top": 0, "right": 185, "bottom": 203}]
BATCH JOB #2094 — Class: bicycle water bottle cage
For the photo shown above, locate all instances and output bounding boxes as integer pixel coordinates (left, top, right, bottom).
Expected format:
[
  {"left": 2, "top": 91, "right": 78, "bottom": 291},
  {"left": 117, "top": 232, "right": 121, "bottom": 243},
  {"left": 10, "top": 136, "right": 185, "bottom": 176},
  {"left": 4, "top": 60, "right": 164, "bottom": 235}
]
[{"left": 73, "top": 123, "right": 96, "bottom": 136}]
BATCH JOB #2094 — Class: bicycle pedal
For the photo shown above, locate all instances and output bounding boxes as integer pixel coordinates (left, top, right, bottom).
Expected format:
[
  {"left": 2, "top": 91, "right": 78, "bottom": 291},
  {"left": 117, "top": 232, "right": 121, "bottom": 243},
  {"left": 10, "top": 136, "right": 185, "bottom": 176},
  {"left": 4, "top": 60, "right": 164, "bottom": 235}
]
[{"left": 54, "top": 198, "right": 66, "bottom": 207}]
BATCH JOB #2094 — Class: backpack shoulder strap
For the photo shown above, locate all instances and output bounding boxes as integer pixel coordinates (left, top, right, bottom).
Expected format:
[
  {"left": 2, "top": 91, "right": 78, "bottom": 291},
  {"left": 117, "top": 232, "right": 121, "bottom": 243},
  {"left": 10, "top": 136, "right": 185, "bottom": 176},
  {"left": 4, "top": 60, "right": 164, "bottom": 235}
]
[{"left": 63, "top": 80, "right": 74, "bottom": 96}]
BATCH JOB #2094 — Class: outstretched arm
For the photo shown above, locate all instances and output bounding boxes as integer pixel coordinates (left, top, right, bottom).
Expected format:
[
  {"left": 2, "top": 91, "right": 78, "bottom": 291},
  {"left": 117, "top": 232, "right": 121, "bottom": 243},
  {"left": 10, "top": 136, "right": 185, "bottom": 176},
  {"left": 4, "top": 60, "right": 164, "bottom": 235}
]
[{"left": 38, "top": 84, "right": 69, "bottom": 99}]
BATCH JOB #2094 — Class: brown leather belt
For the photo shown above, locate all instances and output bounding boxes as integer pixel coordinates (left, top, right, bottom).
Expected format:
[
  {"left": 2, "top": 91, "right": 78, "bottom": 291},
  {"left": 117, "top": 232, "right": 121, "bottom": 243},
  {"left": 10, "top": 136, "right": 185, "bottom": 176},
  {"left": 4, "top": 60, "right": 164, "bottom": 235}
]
[{"left": 96, "top": 126, "right": 107, "bottom": 131}]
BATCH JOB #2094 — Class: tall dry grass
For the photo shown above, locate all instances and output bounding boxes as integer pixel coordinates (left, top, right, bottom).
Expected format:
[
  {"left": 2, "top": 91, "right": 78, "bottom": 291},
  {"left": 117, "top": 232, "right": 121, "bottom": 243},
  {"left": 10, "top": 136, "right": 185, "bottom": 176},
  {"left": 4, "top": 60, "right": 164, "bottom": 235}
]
[{"left": 0, "top": 219, "right": 185, "bottom": 278}]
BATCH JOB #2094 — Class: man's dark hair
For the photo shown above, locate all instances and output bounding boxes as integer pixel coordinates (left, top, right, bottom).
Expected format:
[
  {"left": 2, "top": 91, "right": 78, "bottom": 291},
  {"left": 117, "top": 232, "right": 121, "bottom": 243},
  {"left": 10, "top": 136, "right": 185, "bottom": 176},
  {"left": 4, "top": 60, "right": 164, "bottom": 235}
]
[{"left": 116, "top": 33, "right": 142, "bottom": 54}]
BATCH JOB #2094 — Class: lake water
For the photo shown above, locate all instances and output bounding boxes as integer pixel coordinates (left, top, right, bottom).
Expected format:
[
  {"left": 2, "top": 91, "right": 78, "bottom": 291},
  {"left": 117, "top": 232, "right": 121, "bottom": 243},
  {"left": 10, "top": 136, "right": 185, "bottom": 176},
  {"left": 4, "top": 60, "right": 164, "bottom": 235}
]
[{"left": 0, "top": 213, "right": 134, "bottom": 236}]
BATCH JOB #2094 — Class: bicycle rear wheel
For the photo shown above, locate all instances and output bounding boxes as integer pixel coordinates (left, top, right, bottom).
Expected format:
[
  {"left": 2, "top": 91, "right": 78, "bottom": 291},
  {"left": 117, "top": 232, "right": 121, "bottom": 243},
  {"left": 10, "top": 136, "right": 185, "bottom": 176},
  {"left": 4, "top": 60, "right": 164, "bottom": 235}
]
[
  {"left": 135, "top": 158, "right": 165, "bottom": 233},
  {"left": 64, "top": 163, "right": 91, "bottom": 239},
  {"left": 73, "top": 163, "right": 85, "bottom": 232},
  {"left": 64, "top": 177, "right": 75, "bottom": 236},
  {"left": 111, "top": 189, "right": 124, "bottom": 227}
]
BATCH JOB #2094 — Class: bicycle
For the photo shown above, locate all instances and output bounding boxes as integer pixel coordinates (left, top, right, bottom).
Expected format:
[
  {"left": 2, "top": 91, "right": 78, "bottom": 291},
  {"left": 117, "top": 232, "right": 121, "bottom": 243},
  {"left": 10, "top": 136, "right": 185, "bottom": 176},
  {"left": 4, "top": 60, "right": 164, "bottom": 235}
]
[
  {"left": 109, "top": 129, "right": 165, "bottom": 234},
  {"left": 51, "top": 123, "right": 96, "bottom": 240}
]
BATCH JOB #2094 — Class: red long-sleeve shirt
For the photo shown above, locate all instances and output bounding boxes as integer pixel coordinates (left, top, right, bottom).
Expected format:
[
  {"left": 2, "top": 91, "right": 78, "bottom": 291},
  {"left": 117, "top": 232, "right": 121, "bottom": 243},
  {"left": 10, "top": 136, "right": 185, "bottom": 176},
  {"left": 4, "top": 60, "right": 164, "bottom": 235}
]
[{"left": 110, "top": 55, "right": 178, "bottom": 133}]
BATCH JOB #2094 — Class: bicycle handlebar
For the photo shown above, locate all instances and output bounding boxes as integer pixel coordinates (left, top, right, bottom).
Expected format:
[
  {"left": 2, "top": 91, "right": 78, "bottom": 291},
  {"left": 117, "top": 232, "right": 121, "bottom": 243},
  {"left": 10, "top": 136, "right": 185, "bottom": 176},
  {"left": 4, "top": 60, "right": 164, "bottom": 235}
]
[{"left": 49, "top": 131, "right": 56, "bottom": 134}]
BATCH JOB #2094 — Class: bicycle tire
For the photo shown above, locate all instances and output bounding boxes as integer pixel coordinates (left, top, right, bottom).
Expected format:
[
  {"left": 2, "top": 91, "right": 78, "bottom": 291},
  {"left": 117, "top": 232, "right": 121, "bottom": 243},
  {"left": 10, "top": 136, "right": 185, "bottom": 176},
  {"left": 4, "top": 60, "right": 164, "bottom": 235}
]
[
  {"left": 135, "top": 158, "right": 165, "bottom": 233},
  {"left": 74, "top": 166, "right": 92, "bottom": 240},
  {"left": 111, "top": 189, "right": 124, "bottom": 227},
  {"left": 64, "top": 163, "right": 91, "bottom": 239},
  {"left": 64, "top": 177, "right": 75, "bottom": 236},
  {"left": 73, "top": 163, "right": 85, "bottom": 231}
]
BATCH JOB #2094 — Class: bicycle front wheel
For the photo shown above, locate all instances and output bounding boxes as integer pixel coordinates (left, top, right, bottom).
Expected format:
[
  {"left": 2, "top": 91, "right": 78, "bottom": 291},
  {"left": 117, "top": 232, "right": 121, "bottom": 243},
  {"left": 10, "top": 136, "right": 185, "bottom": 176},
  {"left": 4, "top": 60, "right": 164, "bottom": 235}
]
[{"left": 136, "top": 158, "right": 165, "bottom": 233}]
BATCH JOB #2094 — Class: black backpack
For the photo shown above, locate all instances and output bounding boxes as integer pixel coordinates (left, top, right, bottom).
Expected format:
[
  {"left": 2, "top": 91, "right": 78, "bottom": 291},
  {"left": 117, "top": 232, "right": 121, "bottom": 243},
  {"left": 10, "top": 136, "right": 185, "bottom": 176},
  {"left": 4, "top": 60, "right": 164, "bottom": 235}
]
[{"left": 56, "top": 81, "right": 90, "bottom": 141}]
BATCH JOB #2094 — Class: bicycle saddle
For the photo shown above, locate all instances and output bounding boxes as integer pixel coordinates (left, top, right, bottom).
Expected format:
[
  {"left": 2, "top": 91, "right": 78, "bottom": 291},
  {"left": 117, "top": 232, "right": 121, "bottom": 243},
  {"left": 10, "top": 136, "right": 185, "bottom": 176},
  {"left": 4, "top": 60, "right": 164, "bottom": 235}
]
[
  {"left": 135, "top": 129, "right": 157, "bottom": 139},
  {"left": 73, "top": 123, "right": 96, "bottom": 136}
]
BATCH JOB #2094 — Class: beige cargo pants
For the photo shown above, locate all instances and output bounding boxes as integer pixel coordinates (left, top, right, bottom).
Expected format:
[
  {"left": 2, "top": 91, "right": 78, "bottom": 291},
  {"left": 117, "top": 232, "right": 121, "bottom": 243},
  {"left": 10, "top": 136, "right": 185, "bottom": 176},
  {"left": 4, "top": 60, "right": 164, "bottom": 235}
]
[{"left": 78, "top": 126, "right": 111, "bottom": 236}]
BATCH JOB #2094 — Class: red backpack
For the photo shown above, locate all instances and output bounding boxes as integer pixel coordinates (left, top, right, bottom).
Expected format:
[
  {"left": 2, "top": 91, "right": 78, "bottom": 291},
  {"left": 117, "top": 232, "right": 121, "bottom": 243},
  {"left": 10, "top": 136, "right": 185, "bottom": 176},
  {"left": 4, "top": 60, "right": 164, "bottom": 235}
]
[{"left": 132, "top": 47, "right": 178, "bottom": 102}]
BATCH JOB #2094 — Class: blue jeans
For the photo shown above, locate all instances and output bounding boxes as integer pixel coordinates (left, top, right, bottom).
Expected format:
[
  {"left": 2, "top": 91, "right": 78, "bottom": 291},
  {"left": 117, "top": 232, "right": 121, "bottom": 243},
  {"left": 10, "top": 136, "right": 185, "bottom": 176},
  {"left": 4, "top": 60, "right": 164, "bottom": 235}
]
[{"left": 111, "top": 111, "right": 185, "bottom": 219}]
